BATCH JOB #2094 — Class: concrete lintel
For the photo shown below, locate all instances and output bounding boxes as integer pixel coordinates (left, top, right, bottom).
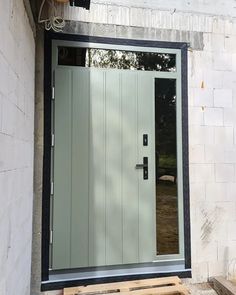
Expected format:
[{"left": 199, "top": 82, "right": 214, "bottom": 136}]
[{"left": 62, "top": 21, "right": 204, "bottom": 50}]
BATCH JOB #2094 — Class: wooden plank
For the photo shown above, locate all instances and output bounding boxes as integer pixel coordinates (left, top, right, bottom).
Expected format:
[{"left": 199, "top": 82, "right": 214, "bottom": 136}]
[
  {"left": 64, "top": 277, "right": 183, "bottom": 295},
  {"left": 64, "top": 284, "right": 188, "bottom": 295},
  {"left": 212, "top": 276, "right": 236, "bottom": 295},
  {"left": 107, "top": 285, "right": 188, "bottom": 295}
]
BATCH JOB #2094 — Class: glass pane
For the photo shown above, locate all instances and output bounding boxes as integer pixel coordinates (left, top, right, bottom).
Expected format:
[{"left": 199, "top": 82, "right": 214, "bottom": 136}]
[
  {"left": 58, "top": 46, "right": 176, "bottom": 72},
  {"left": 155, "top": 78, "right": 179, "bottom": 255}
]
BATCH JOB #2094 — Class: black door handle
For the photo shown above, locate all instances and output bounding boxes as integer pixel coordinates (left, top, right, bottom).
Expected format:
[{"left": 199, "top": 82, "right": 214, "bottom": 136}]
[{"left": 135, "top": 157, "right": 148, "bottom": 180}]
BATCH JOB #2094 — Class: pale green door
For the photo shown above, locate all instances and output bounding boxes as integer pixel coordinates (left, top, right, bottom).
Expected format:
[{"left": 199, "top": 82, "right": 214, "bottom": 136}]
[{"left": 52, "top": 67, "right": 156, "bottom": 270}]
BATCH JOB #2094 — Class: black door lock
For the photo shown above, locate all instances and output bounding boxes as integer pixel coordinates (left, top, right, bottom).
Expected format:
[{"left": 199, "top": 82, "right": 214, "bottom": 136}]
[
  {"left": 135, "top": 157, "right": 148, "bottom": 180},
  {"left": 143, "top": 134, "right": 148, "bottom": 146}
]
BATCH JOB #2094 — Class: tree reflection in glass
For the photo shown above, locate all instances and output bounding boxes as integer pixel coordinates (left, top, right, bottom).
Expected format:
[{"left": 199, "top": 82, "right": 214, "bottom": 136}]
[
  {"left": 58, "top": 47, "right": 176, "bottom": 72},
  {"left": 155, "top": 78, "right": 179, "bottom": 255}
]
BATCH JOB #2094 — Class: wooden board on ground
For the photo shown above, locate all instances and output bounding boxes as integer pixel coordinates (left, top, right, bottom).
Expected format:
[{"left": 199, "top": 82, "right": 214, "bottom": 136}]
[
  {"left": 211, "top": 276, "right": 236, "bottom": 295},
  {"left": 64, "top": 276, "right": 189, "bottom": 295}
]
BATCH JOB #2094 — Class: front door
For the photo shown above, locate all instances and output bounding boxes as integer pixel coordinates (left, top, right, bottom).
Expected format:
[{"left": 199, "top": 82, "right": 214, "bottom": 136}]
[{"left": 52, "top": 67, "right": 156, "bottom": 269}]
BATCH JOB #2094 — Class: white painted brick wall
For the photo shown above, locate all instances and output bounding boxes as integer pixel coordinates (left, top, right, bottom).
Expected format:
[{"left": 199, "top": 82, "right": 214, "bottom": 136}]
[
  {"left": 214, "top": 89, "right": 233, "bottom": 108},
  {"left": 0, "top": 0, "right": 35, "bottom": 295}
]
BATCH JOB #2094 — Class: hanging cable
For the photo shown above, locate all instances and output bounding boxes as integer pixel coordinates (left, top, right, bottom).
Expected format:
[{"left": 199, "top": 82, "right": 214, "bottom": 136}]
[{"left": 38, "top": 0, "right": 66, "bottom": 32}]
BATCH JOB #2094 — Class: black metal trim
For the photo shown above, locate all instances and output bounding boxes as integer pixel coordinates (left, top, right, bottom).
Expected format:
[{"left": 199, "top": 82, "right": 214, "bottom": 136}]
[
  {"left": 42, "top": 31, "right": 191, "bottom": 285},
  {"left": 181, "top": 44, "right": 191, "bottom": 269},
  {"left": 41, "top": 271, "right": 192, "bottom": 292},
  {"left": 45, "top": 31, "right": 189, "bottom": 49},
  {"left": 42, "top": 31, "right": 52, "bottom": 281}
]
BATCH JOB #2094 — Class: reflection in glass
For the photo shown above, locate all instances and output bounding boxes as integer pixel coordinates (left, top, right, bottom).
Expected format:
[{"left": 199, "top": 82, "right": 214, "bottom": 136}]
[
  {"left": 58, "top": 47, "right": 176, "bottom": 72},
  {"left": 155, "top": 78, "right": 179, "bottom": 255}
]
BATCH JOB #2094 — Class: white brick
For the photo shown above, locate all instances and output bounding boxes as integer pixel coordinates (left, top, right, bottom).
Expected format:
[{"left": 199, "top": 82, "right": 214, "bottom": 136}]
[
  {"left": 213, "top": 220, "right": 229, "bottom": 242},
  {"left": 215, "top": 164, "right": 235, "bottom": 182},
  {"left": 189, "top": 144, "right": 205, "bottom": 163},
  {"left": 205, "top": 145, "right": 224, "bottom": 163},
  {"left": 189, "top": 164, "right": 215, "bottom": 183},
  {"left": 192, "top": 88, "right": 213, "bottom": 107},
  {"left": 130, "top": 8, "right": 152, "bottom": 27},
  {"left": 214, "top": 126, "right": 234, "bottom": 145},
  {"left": 189, "top": 183, "right": 206, "bottom": 205},
  {"left": 216, "top": 201, "right": 236, "bottom": 222},
  {"left": 225, "top": 19, "right": 233, "bottom": 35},
  {"left": 228, "top": 221, "right": 236, "bottom": 240},
  {"left": 224, "top": 147, "right": 236, "bottom": 163},
  {"left": 232, "top": 53, "right": 236, "bottom": 72},
  {"left": 214, "top": 89, "right": 233, "bottom": 108},
  {"left": 189, "top": 107, "right": 204, "bottom": 125},
  {"left": 83, "top": 3, "right": 108, "bottom": 24},
  {"left": 211, "top": 34, "right": 225, "bottom": 52},
  {"left": 204, "top": 107, "right": 224, "bottom": 126},
  {"left": 191, "top": 262, "right": 208, "bottom": 284},
  {"left": 217, "top": 241, "right": 236, "bottom": 276},
  {"left": 212, "top": 17, "right": 225, "bottom": 34},
  {"left": 225, "top": 35, "right": 236, "bottom": 53},
  {"left": 213, "top": 53, "right": 232, "bottom": 71},
  {"left": 227, "top": 183, "right": 236, "bottom": 201},
  {"left": 233, "top": 128, "right": 236, "bottom": 144},
  {"left": 179, "top": 13, "right": 191, "bottom": 31},
  {"left": 203, "top": 33, "right": 212, "bottom": 52},
  {"left": 189, "top": 126, "right": 214, "bottom": 145},
  {"left": 195, "top": 240, "right": 218, "bottom": 262},
  {"left": 221, "top": 71, "right": 235, "bottom": 89},
  {"left": 203, "top": 70, "right": 223, "bottom": 89},
  {"left": 224, "top": 108, "right": 236, "bottom": 126},
  {"left": 208, "top": 260, "right": 227, "bottom": 277},
  {"left": 107, "top": 5, "right": 130, "bottom": 26}
]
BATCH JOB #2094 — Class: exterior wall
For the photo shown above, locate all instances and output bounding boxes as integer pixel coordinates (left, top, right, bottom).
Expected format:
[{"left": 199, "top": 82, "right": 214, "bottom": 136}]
[
  {"left": 31, "top": 2, "right": 236, "bottom": 294},
  {"left": 54, "top": 1, "right": 236, "bottom": 283},
  {"left": 0, "top": 1, "right": 35, "bottom": 295},
  {"left": 91, "top": 0, "right": 236, "bottom": 17}
]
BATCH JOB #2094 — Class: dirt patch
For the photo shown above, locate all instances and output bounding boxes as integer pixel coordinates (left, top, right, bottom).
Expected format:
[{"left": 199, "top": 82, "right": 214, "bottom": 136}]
[{"left": 156, "top": 180, "right": 179, "bottom": 255}]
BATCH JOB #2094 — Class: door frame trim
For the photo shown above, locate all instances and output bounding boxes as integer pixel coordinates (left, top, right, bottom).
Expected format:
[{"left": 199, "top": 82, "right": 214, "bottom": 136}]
[{"left": 42, "top": 30, "right": 191, "bottom": 288}]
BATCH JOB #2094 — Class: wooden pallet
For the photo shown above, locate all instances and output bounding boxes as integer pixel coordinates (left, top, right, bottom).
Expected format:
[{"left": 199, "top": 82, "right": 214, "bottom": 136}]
[
  {"left": 211, "top": 276, "right": 236, "bottom": 295},
  {"left": 64, "top": 276, "right": 190, "bottom": 295}
]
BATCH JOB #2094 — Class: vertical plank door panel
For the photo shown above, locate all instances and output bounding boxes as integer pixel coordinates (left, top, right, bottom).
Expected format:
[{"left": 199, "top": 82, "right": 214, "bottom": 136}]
[
  {"left": 89, "top": 70, "right": 106, "bottom": 267},
  {"left": 105, "top": 70, "right": 123, "bottom": 265},
  {"left": 52, "top": 68, "right": 156, "bottom": 269},
  {"left": 53, "top": 68, "right": 72, "bottom": 269},
  {"left": 71, "top": 69, "right": 90, "bottom": 267},
  {"left": 121, "top": 71, "right": 139, "bottom": 264},
  {"left": 137, "top": 73, "right": 156, "bottom": 263}
]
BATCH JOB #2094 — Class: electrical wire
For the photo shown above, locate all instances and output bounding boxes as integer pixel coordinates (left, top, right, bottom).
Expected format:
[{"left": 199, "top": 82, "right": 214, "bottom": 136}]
[{"left": 38, "top": 0, "right": 66, "bottom": 32}]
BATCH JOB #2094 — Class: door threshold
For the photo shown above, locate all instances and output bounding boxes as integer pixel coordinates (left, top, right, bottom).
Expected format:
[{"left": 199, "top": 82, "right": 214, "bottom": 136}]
[{"left": 41, "top": 267, "right": 191, "bottom": 291}]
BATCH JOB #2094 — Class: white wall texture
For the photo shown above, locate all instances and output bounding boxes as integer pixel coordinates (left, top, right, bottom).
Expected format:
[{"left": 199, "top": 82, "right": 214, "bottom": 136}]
[
  {"left": 52, "top": 0, "right": 236, "bottom": 284},
  {"left": 0, "top": 0, "right": 35, "bottom": 294}
]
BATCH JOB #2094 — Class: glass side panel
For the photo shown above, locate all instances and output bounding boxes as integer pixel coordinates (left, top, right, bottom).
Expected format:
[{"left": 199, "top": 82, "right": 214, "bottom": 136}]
[
  {"left": 155, "top": 78, "right": 179, "bottom": 255},
  {"left": 58, "top": 47, "right": 176, "bottom": 72}
]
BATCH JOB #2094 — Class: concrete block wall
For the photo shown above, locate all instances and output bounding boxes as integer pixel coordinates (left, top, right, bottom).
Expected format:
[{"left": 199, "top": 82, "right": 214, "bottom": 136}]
[
  {"left": 0, "top": 1, "right": 35, "bottom": 294},
  {"left": 52, "top": 0, "right": 236, "bottom": 283}
]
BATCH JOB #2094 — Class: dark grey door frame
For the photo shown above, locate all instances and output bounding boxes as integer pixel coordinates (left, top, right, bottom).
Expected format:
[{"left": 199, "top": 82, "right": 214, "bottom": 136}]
[{"left": 41, "top": 30, "right": 191, "bottom": 292}]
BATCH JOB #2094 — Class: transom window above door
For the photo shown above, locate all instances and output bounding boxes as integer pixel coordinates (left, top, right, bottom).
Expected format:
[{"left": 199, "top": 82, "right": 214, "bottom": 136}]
[{"left": 58, "top": 46, "right": 176, "bottom": 72}]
